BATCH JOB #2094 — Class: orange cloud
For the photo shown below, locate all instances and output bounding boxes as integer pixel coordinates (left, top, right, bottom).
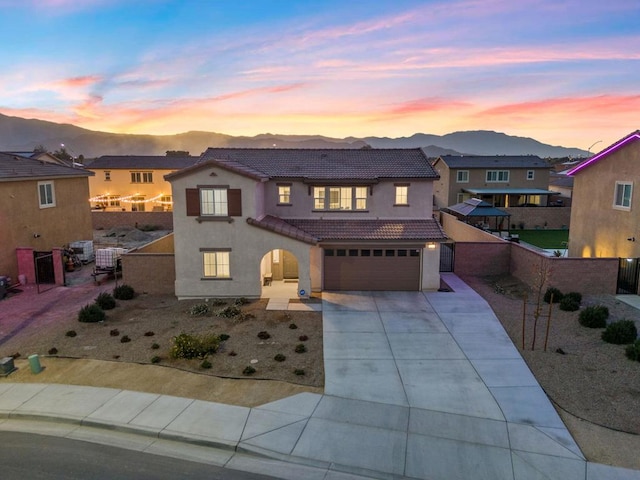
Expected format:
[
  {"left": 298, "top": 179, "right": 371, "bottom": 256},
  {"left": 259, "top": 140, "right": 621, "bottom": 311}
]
[
  {"left": 388, "top": 98, "right": 472, "bottom": 115},
  {"left": 54, "top": 75, "right": 102, "bottom": 89}
]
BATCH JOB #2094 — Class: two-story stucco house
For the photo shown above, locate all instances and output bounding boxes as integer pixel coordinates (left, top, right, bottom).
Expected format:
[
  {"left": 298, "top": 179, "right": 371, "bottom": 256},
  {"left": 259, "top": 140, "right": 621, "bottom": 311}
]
[
  {"left": 165, "top": 148, "right": 447, "bottom": 298},
  {"left": 567, "top": 131, "right": 640, "bottom": 259},
  {"left": 86, "top": 155, "right": 197, "bottom": 212},
  {"left": 432, "top": 155, "right": 553, "bottom": 209}
]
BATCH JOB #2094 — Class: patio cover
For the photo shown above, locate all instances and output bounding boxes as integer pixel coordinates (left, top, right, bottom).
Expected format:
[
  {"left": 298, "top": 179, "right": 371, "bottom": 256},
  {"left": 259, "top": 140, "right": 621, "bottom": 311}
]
[
  {"left": 462, "top": 188, "right": 557, "bottom": 195},
  {"left": 444, "top": 198, "right": 510, "bottom": 218}
]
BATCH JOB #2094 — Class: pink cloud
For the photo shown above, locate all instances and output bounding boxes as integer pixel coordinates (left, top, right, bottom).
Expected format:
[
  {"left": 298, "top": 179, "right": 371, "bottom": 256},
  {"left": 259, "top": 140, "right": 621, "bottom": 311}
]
[
  {"left": 388, "top": 97, "right": 472, "bottom": 115},
  {"left": 53, "top": 75, "right": 102, "bottom": 89}
]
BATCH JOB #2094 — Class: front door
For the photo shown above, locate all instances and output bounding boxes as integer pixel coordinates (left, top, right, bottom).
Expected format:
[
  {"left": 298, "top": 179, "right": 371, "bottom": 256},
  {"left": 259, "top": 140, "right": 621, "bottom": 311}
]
[{"left": 282, "top": 251, "right": 298, "bottom": 279}]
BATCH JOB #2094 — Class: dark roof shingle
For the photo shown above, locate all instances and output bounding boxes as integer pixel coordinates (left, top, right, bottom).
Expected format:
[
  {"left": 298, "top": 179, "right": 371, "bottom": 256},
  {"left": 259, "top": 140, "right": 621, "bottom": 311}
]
[
  {"left": 0, "top": 153, "right": 92, "bottom": 181},
  {"left": 199, "top": 148, "right": 438, "bottom": 180},
  {"left": 436, "top": 155, "right": 549, "bottom": 169},
  {"left": 87, "top": 155, "right": 197, "bottom": 170}
]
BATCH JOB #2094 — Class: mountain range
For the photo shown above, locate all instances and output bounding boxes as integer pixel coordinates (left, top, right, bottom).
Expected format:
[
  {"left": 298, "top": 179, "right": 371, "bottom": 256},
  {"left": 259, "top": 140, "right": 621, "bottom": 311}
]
[{"left": 0, "top": 112, "right": 589, "bottom": 158}]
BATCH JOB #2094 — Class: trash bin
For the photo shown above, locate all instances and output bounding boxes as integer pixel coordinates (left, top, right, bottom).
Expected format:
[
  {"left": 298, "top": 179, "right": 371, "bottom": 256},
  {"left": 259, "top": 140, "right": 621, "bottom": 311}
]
[{"left": 28, "top": 354, "right": 42, "bottom": 374}]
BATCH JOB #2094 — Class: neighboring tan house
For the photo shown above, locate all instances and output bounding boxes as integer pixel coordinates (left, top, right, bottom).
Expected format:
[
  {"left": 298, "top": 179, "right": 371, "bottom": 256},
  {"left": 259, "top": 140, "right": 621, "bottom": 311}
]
[
  {"left": 567, "top": 131, "right": 640, "bottom": 260},
  {"left": 0, "top": 152, "right": 93, "bottom": 283},
  {"left": 432, "top": 155, "right": 553, "bottom": 209},
  {"left": 3, "top": 151, "right": 74, "bottom": 167},
  {"left": 165, "top": 148, "right": 446, "bottom": 299},
  {"left": 86, "top": 155, "right": 197, "bottom": 212}
]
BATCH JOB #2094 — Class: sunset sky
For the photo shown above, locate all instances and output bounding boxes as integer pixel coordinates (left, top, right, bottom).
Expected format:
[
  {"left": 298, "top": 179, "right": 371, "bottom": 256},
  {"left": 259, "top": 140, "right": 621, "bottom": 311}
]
[{"left": 0, "top": 0, "right": 638, "bottom": 150}]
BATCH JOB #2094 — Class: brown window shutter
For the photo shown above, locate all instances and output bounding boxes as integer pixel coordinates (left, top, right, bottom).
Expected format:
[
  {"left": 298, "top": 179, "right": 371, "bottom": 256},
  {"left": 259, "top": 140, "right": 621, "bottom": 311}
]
[
  {"left": 228, "top": 189, "right": 242, "bottom": 216},
  {"left": 186, "top": 188, "right": 200, "bottom": 216}
]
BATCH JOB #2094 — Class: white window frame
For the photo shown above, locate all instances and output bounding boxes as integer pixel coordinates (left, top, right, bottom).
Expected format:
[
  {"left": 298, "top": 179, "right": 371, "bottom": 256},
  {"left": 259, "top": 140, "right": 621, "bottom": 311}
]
[
  {"left": 200, "top": 188, "right": 228, "bottom": 216},
  {"left": 131, "top": 195, "right": 145, "bottom": 212},
  {"left": 203, "top": 251, "right": 230, "bottom": 278},
  {"left": 104, "top": 171, "right": 111, "bottom": 181},
  {"left": 38, "top": 181, "right": 56, "bottom": 208},
  {"left": 613, "top": 181, "right": 633, "bottom": 210},
  {"left": 456, "top": 170, "right": 469, "bottom": 183},
  {"left": 486, "top": 170, "right": 510, "bottom": 183},
  {"left": 526, "top": 170, "right": 535, "bottom": 180},
  {"left": 130, "top": 171, "right": 153, "bottom": 183},
  {"left": 278, "top": 185, "right": 291, "bottom": 204},
  {"left": 314, "top": 186, "right": 367, "bottom": 211},
  {"left": 395, "top": 185, "right": 409, "bottom": 205}
]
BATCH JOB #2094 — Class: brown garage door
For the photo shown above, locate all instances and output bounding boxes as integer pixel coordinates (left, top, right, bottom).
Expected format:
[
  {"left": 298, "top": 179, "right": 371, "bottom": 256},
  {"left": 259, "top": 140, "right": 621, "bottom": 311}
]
[{"left": 323, "top": 247, "right": 421, "bottom": 291}]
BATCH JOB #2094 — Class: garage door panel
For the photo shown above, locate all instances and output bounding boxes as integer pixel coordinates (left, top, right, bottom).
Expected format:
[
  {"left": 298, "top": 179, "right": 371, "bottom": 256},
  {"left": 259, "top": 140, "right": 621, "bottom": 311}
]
[{"left": 324, "top": 249, "right": 420, "bottom": 291}]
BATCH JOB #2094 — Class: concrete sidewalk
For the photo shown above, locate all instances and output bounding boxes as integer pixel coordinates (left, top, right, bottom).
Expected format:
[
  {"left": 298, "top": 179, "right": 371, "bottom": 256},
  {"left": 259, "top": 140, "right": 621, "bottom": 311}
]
[{"left": 1, "top": 274, "right": 640, "bottom": 479}]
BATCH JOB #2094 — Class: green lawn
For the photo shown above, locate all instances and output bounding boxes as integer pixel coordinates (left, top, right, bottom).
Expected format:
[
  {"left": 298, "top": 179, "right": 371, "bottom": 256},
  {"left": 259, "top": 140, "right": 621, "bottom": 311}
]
[{"left": 515, "top": 229, "right": 569, "bottom": 249}]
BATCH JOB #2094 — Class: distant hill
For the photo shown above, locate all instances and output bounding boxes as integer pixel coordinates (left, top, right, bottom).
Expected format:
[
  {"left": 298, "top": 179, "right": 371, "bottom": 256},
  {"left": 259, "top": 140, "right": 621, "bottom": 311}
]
[{"left": 0, "top": 112, "right": 588, "bottom": 159}]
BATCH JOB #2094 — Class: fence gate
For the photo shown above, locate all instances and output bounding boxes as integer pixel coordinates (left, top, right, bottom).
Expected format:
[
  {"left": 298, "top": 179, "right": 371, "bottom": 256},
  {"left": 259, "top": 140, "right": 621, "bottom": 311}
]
[
  {"left": 34, "top": 251, "right": 56, "bottom": 292},
  {"left": 439, "top": 243, "right": 455, "bottom": 272},
  {"left": 617, "top": 258, "right": 640, "bottom": 294}
]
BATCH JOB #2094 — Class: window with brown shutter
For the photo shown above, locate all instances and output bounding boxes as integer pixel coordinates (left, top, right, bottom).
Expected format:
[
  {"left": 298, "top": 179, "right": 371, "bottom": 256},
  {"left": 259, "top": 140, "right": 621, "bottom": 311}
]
[
  {"left": 228, "top": 189, "right": 242, "bottom": 216},
  {"left": 186, "top": 188, "right": 200, "bottom": 216}
]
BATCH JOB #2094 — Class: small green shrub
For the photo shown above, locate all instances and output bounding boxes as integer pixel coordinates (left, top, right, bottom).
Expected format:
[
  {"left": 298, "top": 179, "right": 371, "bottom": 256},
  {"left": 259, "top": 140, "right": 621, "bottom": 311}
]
[
  {"left": 234, "top": 297, "right": 250, "bottom": 306},
  {"left": 189, "top": 303, "right": 210, "bottom": 316},
  {"left": 151, "top": 356, "right": 161, "bottom": 364},
  {"left": 289, "top": 323, "right": 298, "bottom": 330},
  {"left": 200, "top": 360, "right": 212, "bottom": 369},
  {"left": 564, "top": 292, "right": 582, "bottom": 304},
  {"left": 65, "top": 330, "right": 77, "bottom": 337},
  {"left": 78, "top": 304, "right": 106, "bottom": 323},
  {"left": 625, "top": 340, "right": 640, "bottom": 361},
  {"left": 579, "top": 305, "right": 609, "bottom": 328},
  {"left": 217, "top": 305, "right": 241, "bottom": 318},
  {"left": 294, "top": 369, "right": 305, "bottom": 376},
  {"left": 602, "top": 320, "right": 638, "bottom": 344},
  {"left": 95, "top": 292, "right": 116, "bottom": 310},
  {"left": 243, "top": 366, "right": 256, "bottom": 375},
  {"left": 170, "top": 332, "right": 220, "bottom": 359},
  {"left": 295, "top": 344, "right": 307, "bottom": 353},
  {"left": 274, "top": 353, "right": 286, "bottom": 362},
  {"left": 543, "top": 287, "right": 563, "bottom": 304},
  {"left": 219, "top": 333, "right": 230, "bottom": 341},
  {"left": 151, "top": 343, "right": 160, "bottom": 350},
  {"left": 120, "top": 335, "right": 131, "bottom": 343},
  {"left": 559, "top": 297, "right": 580, "bottom": 312},
  {"left": 257, "top": 331, "right": 271, "bottom": 340},
  {"left": 113, "top": 284, "right": 135, "bottom": 300},
  {"left": 48, "top": 347, "right": 58, "bottom": 355}
]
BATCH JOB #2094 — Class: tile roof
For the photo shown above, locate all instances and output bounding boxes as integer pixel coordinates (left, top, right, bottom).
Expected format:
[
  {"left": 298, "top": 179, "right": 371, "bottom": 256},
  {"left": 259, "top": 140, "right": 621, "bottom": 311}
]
[
  {"left": 283, "top": 218, "right": 447, "bottom": 242},
  {"left": 199, "top": 148, "right": 438, "bottom": 180},
  {"left": 86, "top": 155, "right": 198, "bottom": 170},
  {"left": 435, "top": 155, "right": 549, "bottom": 169},
  {"left": 0, "top": 152, "right": 93, "bottom": 181},
  {"left": 246, "top": 215, "right": 318, "bottom": 244}
]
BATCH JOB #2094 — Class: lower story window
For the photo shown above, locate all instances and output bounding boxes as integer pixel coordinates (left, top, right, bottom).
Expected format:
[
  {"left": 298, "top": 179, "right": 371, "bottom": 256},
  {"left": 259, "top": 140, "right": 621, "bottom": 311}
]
[{"left": 203, "top": 251, "right": 230, "bottom": 278}]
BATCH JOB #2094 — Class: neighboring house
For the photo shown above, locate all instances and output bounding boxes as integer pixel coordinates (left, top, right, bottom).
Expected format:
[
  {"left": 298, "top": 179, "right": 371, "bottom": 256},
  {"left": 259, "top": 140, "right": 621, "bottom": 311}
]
[
  {"left": 567, "top": 131, "right": 640, "bottom": 259},
  {"left": 432, "top": 155, "right": 553, "bottom": 209},
  {"left": 0, "top": 152, "right": 93, "bottom": 282},
  {"left": 548, "top": 172, "right": 573, "bottom": 206},
  {"left": 165, "top": 148, "right": 446, "bottom": 298},
  {"left": 2, "top": 151, "right": 74, "bottom": 167},
  {"left": 86, "top": 155, "right": 197, "bottom": 212}
]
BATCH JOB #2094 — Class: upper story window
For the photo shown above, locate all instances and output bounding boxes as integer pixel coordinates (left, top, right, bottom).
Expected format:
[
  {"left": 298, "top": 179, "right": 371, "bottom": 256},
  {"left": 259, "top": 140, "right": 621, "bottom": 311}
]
[
  {"left": 486, "top": 170, "right": 509, "bottom": 183},
  {"left": 104, "top": 171, "right": 111, "bottom": 181},
  {"left": 395, "top": 185, "right": 409, "bottom": 205},
  {"left": 38, "top": 181, "right": 56, "bottom": 208},
  {"left": 131, "top": 171, "right": 153, "bottom": 183},
  {"left": 186, "top": 186, "right": 242, "bottom": 219},
  {"left": 200, "top": 188, "right": 228, "bottom": 216},
  {"left": 456, "top": 170, "right": 469, "bottom": 183},
  {"left": 278, "top": 184, "right": 291, "bottom": 204},
  {"left": 614, "top": 182, "right": 633, "bottom": 210},
  {"left": 313, "top": 186, "right": 367, "bottom": 211},
  {"left": 526, "top": 170, "right": 535, "bottom": 180}
]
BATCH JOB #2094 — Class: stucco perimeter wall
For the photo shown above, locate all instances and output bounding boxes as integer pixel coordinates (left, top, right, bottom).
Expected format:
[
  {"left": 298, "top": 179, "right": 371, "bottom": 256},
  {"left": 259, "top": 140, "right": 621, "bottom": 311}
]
[
  {"left": 441, "top": 212, "right": 504, "bottom": 242},
  {"left": 453, "top": 242, "right": 511, "bottom": 278},
  {"left": 121, "top": 253, "right": 176, "bottom": 295},
  {"left": 135, "top": 233, "right": 175, "bottom": 253},
  {"left": 504, "top": 207, "right": 571, "bottom": 230},
  {"left": 92, "top": 211, "right": 173, "bottom": 230},
  {"left": 509, "top": 243, "right": 617, "bottom": 294}
]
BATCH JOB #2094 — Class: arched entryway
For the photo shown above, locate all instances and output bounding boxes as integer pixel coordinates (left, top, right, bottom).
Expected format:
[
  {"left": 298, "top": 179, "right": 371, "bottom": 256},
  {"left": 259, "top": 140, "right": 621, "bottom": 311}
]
[{"left": 260, "top": 249, "right": 299, "bottom": 298}]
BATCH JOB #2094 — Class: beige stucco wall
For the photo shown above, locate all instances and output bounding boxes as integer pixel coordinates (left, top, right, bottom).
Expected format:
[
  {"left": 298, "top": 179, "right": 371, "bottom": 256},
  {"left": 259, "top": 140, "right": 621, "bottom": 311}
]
[
  {"left": 569, "top": 141, "right": 640, "bottom": 258},
  {"left": 421, "top": 244, "right": 441, "bottom": 290},
  {"left": 0, "top": 176, "right": 92, "bottom": 280},
  {"left": 170, "top": 166, "right": 312, "bottom": 299},
  {"left": 265, "top": 179, "right": 434, "bottom": 219},
  {"left": 441, "top": 212, "right": 504, "bottom": 242},
  {"left": 88, "top": 168, "right": 178, "bottom": 212},
  {"left": 121, "top": 253, "right": 176, "bottom": 295}
]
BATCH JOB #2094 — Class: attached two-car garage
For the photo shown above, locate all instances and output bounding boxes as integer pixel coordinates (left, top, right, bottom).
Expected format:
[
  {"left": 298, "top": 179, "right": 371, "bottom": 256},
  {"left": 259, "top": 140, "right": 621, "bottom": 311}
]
[{"left": 323, "top": 246, "right": 422, "bottom": 291}]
